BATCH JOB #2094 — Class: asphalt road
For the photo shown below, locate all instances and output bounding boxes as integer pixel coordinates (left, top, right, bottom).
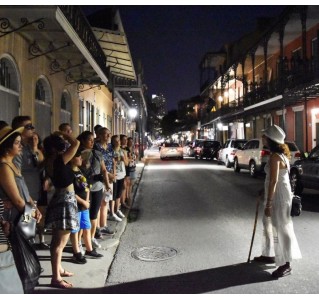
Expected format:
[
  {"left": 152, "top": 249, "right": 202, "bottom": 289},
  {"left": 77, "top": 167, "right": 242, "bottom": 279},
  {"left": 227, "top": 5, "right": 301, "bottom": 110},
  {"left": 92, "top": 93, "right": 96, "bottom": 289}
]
[{"left": 105, "top": 153, "right": 319, "bottom": 294}]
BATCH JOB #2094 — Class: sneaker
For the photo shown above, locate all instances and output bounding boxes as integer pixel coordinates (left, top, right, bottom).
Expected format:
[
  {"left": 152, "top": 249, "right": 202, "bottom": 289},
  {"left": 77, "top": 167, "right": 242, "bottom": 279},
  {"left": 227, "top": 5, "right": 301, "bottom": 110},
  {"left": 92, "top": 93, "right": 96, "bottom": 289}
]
[
  {"left": 116, "top": 210, "right": 125, "bottom": 218},
  {"left": 110, "top": 213, "right": 122, "bottom": 222},
  {"left": 79, "top": 243, "right": 85, "bottom": 255},
  {"left": 85, "top": 249, "right": 104, "bottom": 258},
  {"left": 101, "top": 226, "right": 115, "bottom": 235},
  {"left": 94, "top": 227, "right": 103, "bottom": 239},
  {"left": 72, "top": 252, "right": 87, "bottom": 264},
  {"left": 91, "top": 238, "right": 101, "bottom": 249},
  {"left": 271, "top": 264, "right": 292, "bottom": 278}
]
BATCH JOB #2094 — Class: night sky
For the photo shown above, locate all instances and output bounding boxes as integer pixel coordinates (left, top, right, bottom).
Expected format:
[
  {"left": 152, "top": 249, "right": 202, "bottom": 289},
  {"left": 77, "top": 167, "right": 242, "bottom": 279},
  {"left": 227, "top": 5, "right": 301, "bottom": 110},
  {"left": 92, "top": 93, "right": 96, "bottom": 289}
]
[{"left": 84, "top": 4, "right": 286, "bottom": 110}]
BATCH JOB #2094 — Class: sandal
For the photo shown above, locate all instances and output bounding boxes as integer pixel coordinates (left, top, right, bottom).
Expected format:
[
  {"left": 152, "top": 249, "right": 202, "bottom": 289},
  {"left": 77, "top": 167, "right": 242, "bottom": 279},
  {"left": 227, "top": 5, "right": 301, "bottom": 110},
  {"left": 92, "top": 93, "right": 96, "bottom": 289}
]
[
  {"left": 272, "top": 265, "right": 292, "bottom": 278},
  {"left": 51, "top": 279, "right": 73, "bottom": 289},
  {"left": 60, "top": 269, "right": 74, "bottom": 277}
]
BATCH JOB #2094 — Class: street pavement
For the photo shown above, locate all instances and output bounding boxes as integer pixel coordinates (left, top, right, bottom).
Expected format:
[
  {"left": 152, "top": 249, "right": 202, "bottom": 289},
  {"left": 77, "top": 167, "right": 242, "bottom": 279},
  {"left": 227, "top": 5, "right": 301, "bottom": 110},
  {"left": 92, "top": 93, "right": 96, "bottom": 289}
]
[{"left": 34, "top": 161, "right": 145, "bottom": 293}]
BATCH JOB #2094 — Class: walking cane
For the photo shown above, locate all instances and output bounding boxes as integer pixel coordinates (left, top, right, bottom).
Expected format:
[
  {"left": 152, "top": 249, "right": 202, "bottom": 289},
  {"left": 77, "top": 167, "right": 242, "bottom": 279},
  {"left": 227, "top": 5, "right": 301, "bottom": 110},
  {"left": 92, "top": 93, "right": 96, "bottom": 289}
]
[{"left": 247, "top": 195, "right": 261, "bottom": 263}]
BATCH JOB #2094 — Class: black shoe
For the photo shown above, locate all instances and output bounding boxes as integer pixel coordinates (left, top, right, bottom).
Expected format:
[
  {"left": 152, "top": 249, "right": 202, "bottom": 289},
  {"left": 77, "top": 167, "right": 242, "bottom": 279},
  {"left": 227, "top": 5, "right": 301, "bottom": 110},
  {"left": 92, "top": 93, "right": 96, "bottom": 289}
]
[
  {"left": 253, "top": 255, "right": 275, "bottom": 263},
  {"left": 100, "top": 226, "right": 115, "bottom": 235},
  {"left": 272, "top": 264, "right": 292, "bottom": 278},
  {"left": 85, "top": 249, "right": 104, "bottom": 258},
  {"left": 72, "top": 252, "right": 87, "bottom": 264}
]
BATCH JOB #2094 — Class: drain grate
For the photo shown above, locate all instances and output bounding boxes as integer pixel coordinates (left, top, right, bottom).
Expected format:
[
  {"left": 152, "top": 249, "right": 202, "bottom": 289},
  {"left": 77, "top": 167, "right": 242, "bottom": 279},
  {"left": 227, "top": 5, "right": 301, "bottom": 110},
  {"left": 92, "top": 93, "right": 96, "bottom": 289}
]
[{"left": 131, "top": 246, "right": 178, "bottom": 262}]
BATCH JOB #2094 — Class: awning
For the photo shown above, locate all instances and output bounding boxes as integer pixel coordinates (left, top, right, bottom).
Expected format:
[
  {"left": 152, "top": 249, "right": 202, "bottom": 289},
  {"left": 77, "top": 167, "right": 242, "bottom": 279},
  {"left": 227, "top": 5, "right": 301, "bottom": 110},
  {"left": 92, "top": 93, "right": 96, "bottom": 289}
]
[{"left": 92, "top": 26, "right": 136, "bottom": 81}]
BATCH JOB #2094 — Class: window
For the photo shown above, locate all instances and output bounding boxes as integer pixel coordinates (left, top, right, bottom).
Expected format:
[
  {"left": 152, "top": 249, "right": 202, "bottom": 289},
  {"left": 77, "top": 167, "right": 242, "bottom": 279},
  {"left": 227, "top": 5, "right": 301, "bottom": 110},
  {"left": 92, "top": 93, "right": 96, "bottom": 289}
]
[
  {"left": 79, "top": 99, "right": 84, "bottom": 133},
  {"left": 35, "top": 80, "right": 46, "bottom": 101},
  {"left": 86, "top": 101, "right": 91, "bottom": 130},
  {"left": 35, "top": 77, "right": 52, "bottom": 140},
  {"left": 60, "top": 91, "right": 72, "bottom": 125},
  {"left": 107, "top": 115, "right": 112, "bottom": 132},
  {"left": 0, "top": 57, "right": 20, "bottom": 122}
]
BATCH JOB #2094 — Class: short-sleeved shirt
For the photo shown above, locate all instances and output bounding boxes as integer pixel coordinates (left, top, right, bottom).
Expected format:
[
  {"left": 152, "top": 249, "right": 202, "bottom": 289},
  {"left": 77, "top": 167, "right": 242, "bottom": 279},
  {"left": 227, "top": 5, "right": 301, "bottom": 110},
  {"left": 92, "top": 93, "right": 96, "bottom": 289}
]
[
  {"left": 51, "top": 155, "right": 74, "bottom": 189},
  {"left": 80, "top": 149, "right": 104, "bottom": 192},
  {"left": 94, "top": 142, "right": 114, "bottom": 173},
  {"left": 73, "top": 170, "right": 88, "bottom": 211}
]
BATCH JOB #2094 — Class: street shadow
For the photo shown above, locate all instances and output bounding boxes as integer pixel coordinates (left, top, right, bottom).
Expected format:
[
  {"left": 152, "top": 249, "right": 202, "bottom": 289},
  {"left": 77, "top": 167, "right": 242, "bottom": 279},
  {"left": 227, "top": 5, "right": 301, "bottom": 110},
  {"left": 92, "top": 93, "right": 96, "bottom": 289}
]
[{"left": 34, "top": 262, "right": 275, "bottom": 294}]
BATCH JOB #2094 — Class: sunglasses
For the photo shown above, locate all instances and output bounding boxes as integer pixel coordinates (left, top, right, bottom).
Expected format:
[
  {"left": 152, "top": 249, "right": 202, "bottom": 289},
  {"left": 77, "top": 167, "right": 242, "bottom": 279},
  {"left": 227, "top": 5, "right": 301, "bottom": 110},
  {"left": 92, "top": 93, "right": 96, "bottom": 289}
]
[{"left": 24, "top": 124, "right": 35, "bottom": 130}]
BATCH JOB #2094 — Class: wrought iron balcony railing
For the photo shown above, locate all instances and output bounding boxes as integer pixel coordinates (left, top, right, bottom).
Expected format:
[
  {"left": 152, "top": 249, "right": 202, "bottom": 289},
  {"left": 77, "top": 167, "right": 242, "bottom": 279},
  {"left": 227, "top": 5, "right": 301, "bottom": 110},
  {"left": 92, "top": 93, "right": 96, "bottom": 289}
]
[{"left": 58, "top": 5, "right": 108, "bottom": 77}]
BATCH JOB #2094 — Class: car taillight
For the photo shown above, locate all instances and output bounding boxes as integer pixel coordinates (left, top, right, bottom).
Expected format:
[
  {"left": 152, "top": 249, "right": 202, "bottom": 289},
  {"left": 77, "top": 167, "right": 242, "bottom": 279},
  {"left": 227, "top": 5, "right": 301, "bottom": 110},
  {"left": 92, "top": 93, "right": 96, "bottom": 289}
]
[
  {"left": 294, "top": 152, "right": 301, "bottom": 158},
  {"left": 230, "top": 150, "right": 236, "bottom": 156},
  {"left": 178, "top": 147, "right": 183, "bottom": 152},
  {"left": 261, "top": 149, "right": 270, "bottom": 156}
]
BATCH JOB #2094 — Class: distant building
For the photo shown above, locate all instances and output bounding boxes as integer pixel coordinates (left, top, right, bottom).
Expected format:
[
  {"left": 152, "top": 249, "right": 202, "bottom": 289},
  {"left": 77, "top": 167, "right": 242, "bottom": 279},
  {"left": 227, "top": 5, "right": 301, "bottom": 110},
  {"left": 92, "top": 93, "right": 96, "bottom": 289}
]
[{"left": 151, "top": 93, "right": 168, "bottom": 118}]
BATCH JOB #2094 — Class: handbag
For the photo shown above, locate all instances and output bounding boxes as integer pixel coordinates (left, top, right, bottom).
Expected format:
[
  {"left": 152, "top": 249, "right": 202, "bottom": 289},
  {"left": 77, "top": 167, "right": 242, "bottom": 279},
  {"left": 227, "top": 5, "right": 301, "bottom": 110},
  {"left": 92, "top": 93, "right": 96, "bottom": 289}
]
[
  {"left": 282, "top": 154, "right": 302, "bottom": 217},
  {"left": 291, "top": 195, "right": 302, "bottom": 217},
  {"left": 16, "top": 202, "right": 37, "bottom": 240},
  {"left": 9, "top": 225, "right": 41, "bottom": 294}
]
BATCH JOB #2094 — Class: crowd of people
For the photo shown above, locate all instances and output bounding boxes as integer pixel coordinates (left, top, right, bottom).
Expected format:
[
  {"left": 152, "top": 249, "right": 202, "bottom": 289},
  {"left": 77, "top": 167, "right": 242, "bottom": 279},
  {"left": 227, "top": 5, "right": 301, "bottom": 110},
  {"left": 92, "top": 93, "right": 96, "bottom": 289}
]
[
  {"left": 0, "top": 116, "right": 302, "bottom": 293},
  {"left": 0, "top": 116, "right": 137, "bottom": 292}
]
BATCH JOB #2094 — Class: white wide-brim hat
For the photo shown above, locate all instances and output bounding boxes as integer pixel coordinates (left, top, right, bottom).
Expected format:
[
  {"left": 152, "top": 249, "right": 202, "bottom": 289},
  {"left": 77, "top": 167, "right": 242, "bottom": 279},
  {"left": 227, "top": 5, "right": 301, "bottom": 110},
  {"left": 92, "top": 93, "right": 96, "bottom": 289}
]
[{"left": 262, "top": 124, "right": 286, "bottom": 144}]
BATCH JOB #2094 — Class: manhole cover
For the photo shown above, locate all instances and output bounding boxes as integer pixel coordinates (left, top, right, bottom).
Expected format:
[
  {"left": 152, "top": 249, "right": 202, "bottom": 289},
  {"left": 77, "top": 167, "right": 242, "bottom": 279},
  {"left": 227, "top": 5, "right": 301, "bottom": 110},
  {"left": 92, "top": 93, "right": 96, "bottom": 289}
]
[{"left": 131, "top": 246, "right": 178, "bottom": 262}]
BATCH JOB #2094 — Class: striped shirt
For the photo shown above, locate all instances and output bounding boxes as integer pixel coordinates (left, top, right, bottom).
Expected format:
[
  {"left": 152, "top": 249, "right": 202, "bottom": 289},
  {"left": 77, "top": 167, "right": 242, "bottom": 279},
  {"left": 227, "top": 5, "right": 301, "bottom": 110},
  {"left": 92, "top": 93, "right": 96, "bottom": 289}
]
[{"left": 0, "top": 199, "right": 8, "bottom": 245}]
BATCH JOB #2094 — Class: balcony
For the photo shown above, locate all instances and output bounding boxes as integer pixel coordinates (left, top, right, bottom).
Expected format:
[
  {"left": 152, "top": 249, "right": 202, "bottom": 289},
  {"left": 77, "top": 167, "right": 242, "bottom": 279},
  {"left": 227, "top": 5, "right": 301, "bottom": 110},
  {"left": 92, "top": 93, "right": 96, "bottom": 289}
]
[{"left": 0, "top": 5, "right": 109, "bottom": 85}]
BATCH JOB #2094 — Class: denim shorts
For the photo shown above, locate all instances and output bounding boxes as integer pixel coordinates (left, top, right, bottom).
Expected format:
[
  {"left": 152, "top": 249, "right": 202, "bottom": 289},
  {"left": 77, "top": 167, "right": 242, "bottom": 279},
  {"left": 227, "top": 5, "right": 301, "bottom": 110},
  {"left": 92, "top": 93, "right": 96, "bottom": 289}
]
[
  {"left": 71, "top": 209, "right": 91, "bottom": 233},
  {"left": 129, "top": 170, "right": 137, "bottom": 180}
]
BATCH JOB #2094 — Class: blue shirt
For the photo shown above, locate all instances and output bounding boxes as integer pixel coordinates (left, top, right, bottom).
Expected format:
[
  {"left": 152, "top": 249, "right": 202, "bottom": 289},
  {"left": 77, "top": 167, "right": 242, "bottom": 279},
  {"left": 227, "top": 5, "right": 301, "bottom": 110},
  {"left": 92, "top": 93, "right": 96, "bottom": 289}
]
[{"left": 94, "top": 142, "right": 114, "bottom": 173}]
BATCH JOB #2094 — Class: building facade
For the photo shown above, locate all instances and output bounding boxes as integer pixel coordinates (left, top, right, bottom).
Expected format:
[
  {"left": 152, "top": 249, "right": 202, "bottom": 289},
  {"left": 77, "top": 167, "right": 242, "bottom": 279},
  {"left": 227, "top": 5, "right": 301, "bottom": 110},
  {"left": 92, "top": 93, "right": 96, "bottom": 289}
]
[
  {"left": 200, "top": 5, "right": 319, "bottom": 153},
  {"left": 0, "top": 5, "right": 147, "bottom": 143}
]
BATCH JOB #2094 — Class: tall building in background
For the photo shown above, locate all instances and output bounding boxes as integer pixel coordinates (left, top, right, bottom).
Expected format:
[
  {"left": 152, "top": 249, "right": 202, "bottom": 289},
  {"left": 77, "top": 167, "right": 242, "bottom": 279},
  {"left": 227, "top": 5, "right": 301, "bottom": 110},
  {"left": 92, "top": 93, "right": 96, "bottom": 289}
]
[{"left": 151, "top": 93, "right": 168, "bottom": 119}]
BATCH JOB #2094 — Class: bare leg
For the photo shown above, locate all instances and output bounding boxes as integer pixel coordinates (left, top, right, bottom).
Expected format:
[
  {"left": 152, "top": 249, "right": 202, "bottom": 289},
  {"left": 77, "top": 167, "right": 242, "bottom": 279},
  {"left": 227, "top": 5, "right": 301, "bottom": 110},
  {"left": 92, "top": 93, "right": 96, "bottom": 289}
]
[
  {"left": 82, "top": 229, "right": 93, "bottom": 252},
  {"left": 70, "top": 232, "right": 80, "bottom": 254},
  {"left": 109, "top": 200, "right": 115, "bottom": 215},
  {"left": 100, "top": 200, "right": 108, "bottom": 228},
  {"left": 114, "top": 197, "right": 121, "bottom": 213},
  {"left": 90, "top": 219, "right": 97, "bottom": 238},
  {"left": 50, "top": 229, "right": 72, "bottom": 282}
]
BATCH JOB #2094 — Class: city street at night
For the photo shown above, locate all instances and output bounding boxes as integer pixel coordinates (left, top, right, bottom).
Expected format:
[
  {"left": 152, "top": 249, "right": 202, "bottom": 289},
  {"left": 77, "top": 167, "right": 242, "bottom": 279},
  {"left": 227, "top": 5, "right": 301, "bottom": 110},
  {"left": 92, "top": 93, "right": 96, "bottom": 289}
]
[{"left": 104, "top": 154, "right": 319, "bottom": 293}]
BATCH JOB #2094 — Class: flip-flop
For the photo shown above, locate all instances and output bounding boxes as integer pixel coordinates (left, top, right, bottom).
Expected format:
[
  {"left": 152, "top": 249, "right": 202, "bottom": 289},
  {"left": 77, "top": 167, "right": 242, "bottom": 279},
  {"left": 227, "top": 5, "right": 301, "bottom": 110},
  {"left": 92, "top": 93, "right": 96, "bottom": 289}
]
[
  {"left": 51, "top": 279, "right": 73, "bottom": 289},
  {"left": 60, "top": 269, "right": 74, "bottom": 277}
]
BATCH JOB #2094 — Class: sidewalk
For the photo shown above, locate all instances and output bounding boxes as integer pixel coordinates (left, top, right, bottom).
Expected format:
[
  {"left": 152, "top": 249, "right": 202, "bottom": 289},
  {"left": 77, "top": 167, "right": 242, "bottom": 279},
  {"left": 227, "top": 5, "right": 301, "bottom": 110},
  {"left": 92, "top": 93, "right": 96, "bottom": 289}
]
[{"left": 34, "top": 161, "right": 145, "bottom": 293}]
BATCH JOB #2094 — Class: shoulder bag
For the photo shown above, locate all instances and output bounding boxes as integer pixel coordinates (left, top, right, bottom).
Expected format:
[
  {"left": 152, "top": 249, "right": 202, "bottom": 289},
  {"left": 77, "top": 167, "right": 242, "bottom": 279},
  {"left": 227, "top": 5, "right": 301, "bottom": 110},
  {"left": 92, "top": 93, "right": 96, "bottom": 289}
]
[{"left": 281, "top": 154, "right": 302, "bottom": 217}]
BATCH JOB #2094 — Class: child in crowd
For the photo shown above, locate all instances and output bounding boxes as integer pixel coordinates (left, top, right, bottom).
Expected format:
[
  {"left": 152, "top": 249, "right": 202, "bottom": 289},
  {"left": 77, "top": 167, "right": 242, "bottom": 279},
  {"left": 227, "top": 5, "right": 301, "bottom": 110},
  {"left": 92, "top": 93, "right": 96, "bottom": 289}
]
[{"left": 69, "top": 150, "right": 103, "bottom": 263}]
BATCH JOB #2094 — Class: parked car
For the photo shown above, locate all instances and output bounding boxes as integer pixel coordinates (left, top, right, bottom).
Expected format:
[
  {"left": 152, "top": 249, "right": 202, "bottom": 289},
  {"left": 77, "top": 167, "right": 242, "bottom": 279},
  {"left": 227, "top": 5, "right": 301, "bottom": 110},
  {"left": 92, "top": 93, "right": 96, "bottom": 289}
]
[
  {"left": 233, "top": 138, "right": 270, "bottom": 177},
  {"left": 160, "top": 142, "right": 183, "bottom": 160},
  {"left": 217, "top": 139, "right": 247, "bottom": 168},
  {"left": 285, "top": 140, "right": 301, "bottom": 165},
  {"left": 194, "top": 140, "right": 221, "bottom": 160},
  {"left": 290, "top": 144, "right": 319, "bottom": 195}
]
